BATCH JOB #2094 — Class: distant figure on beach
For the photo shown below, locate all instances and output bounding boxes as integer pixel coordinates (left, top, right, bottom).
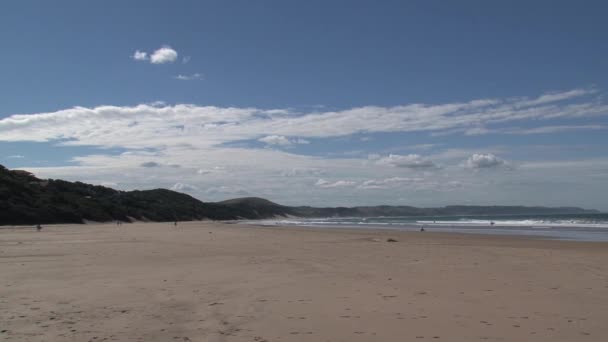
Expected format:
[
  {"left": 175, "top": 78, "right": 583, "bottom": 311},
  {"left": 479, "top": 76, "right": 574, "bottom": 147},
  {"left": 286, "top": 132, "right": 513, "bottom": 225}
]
[
  {"left": 420, "top": 225, "right": 425, "bottom": 232},
  {"left": 490, "top": 221, "right": 495, "bottom": 226},
  {"left": 36, "top": 224, "right": 42, "bottom": 231},
  {"left": 174, "top": 221, "right": 178, "bottom": 226}
]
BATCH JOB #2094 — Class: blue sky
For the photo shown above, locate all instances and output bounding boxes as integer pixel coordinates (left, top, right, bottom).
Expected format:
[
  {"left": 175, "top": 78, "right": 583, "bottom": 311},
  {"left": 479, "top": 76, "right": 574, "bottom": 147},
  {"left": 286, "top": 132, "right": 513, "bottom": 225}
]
[{"left": 1, "top": 1, "right": 608, "bottom": 210}]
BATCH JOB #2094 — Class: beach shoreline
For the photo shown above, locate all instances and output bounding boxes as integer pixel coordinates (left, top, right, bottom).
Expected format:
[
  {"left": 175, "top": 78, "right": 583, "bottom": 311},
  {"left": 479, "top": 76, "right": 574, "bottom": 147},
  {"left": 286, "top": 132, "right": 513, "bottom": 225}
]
[{"left": 2, "top": 222, "right": 607, "bottom": 341}]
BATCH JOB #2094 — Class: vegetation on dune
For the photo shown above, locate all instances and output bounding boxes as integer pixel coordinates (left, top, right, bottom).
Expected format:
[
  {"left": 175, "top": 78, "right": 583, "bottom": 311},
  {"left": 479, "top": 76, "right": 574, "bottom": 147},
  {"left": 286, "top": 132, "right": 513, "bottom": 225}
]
[{"left": 0, "top": 165, "right": 289, "bottom": 225}]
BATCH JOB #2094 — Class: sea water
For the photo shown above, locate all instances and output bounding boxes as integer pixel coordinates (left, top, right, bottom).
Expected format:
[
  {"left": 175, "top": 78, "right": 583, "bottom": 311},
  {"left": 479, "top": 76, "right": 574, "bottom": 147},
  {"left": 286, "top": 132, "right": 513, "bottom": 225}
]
[{"left": 243, "top": 213, "right": 608, "bottom": 242}]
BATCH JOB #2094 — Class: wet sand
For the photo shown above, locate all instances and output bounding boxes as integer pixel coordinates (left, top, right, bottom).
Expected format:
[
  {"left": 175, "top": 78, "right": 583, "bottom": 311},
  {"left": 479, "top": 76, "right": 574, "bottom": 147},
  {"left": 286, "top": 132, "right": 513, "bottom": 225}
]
[{"left": 1, "top": 222, "right": 607, "bottom": 341}]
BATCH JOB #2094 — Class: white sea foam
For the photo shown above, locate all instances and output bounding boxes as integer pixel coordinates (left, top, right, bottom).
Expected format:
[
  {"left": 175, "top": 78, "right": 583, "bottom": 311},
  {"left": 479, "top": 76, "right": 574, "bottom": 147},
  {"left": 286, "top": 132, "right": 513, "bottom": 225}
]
[{"left": 416, "top": 219, "right": 608, "bottom": 229}]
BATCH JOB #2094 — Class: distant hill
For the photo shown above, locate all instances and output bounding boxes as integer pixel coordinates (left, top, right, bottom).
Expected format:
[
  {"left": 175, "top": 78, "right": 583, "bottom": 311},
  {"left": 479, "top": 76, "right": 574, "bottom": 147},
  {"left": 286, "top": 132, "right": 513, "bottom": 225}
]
[
  {"left": 0, "top": 164, "right": 599, "bottom": 225},
  {"left": 0, "top": 165, "right": 290, "bottom": 225}
]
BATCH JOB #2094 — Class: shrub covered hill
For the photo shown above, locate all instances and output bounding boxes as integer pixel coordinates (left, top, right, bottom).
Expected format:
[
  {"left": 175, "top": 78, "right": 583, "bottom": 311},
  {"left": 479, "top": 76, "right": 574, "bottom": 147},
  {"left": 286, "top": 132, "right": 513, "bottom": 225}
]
[
  {"left": 0, "top": 165, "right": 293, "bottom": 225},
  {"left": 0, "top": 164, "right": 599, "bottom": 225}
]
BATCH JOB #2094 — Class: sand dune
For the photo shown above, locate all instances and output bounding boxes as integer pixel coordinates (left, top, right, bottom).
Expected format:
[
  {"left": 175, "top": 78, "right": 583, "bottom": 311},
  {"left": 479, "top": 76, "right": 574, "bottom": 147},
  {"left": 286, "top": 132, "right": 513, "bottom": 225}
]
[{"left": 1, "top": 222, "right": 607, "bottom": 341}]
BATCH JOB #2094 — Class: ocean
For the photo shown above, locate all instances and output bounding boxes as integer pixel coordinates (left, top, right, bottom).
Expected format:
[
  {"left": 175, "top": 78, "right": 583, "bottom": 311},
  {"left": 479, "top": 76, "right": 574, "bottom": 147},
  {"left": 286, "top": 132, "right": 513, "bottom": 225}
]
[{"left": 244, "top": 213, "right": 608, "bottom": 242}]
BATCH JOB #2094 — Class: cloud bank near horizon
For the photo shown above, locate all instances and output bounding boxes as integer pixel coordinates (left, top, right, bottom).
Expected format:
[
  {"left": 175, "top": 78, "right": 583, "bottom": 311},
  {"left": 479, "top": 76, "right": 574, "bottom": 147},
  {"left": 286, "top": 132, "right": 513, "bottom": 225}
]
[{"left": 1, "top": 88, "right": 607, "bottom": 209}]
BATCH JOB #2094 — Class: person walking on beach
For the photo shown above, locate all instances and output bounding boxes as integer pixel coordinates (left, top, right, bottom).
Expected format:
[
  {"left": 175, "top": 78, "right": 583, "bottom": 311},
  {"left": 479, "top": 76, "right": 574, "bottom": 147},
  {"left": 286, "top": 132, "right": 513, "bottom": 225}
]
[{"left": 36, "top": 224, "right": 42, "bottom": 231}]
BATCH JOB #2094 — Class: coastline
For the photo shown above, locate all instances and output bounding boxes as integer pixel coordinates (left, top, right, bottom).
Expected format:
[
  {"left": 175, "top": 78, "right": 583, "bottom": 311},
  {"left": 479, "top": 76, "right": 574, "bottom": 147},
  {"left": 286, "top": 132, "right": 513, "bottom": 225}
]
[{"left": 236, "top": 219, "right": 608, "bottom": 242}]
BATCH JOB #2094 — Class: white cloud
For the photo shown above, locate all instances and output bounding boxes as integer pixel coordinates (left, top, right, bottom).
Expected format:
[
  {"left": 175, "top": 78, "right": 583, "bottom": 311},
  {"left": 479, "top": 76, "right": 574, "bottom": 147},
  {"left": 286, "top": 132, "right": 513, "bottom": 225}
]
[
  {"left": 132, "top": 50, "right": 148, "bottom": 61},
  {"left": 515, "top": 125, "right": 607, "bottom": 134},
  {"left": 205, "top": 185, "right": 248, "bottom": 196},
  {"left": 281, "top": 168, "right": 325, "bottom": 177},
  {"left": 6, "top": 155, "right": 25, "bottom": 159},
  {"left": 358, "top": 177, "right": 423, "bottom": 189},
  {"left": 259, "top": 135, "right": 309, "bottom": 147},
  {"left": 150, "top": 46, "right": 178, "bottom": 64},
  {"left": 259, "top": 135, "right": 292, "bottom": 146},
  {"left": 466, "top": 124, "right": 607, "bottom": 136},
  {"left": 517, "top": 89, "right": 595, "bottom": 107},
  {"left": 2, "top": 88, "right": 608, "bottom": 209},
  {"left": 0, "top": 89, "right": 605, "bottom": 148},
  {"left": 464, "top": 153, "right": 505, "bottom": 169},
  {"left": 175, "top": 73, "right": 203, "bottom": 81},
  {"left": 170, "top": 182, "right": 198, "bottom": 192},
  {"left": 182, "top": 56, "right": 191, "bottom": 64},
  {"left": 315, "top": 179, "right": 356, "bottom": 188},
  {"left": 377, "top": 154, "right": 437, "bottom": 169},
  {"left": 196, "top": 166, "right": 225, "bottom": 175}
]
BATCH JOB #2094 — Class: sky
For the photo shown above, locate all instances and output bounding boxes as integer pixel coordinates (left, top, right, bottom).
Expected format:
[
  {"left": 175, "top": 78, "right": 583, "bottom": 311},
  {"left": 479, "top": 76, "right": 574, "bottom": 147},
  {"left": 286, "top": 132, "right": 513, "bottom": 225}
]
[{"left": 1, "top": 0, "right": 608, "bottom": 210}]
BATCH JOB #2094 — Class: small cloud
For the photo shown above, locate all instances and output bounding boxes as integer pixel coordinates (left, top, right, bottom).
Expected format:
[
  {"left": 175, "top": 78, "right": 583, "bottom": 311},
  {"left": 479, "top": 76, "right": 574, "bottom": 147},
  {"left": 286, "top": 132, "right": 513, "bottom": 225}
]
[
  {"left": 377, "top": 154, "right": 437, "bottom": 169},
  {"left": 358, "top": 177, "right": 423, "bottom": 189},
  {"left": 6, "top": 155, "right": 25, "bottom": 159},
  {"left": 150, "top": 46, "right": 178, "bottom": 64},
  {"left": 170, "top": 182, "right": 198, "bottom": 192},
  {"left": 196, "top": 166, "right": 225, "bottom": 175},
  {"left": 140, "top": 161, "right": 161, "bottom": 168},
  {"left": 132, "top": 50, "right": 148, "bottom": 61},
  {"left": 175, "top": 73, "right": 204, "bottom": 81},
  {"left": 259, "top": 135, "right": 309, "bottom": 147},
  {"left": 182, "top": 56, "right": 191, "bottom": 64},
  {"left": 205, "top": 185, "right": 248, "bottom": 195},
  {"left": 315, "top": 179, "right": 356, "bottom": 188},
  {"left": 131, "top": 46, "right": 178, "bottom": 64},
  {"left": 259, "top": 135, "right": 292, "bottom": 146},
  {"left": 146, "top": 101, "right": 167, "bottom": 107},
  {"left": 281, "top": 168, "right": 325, "bottom": 177},
  {"left": 464, "top": 153, "right": 505, "bottom": 169}
]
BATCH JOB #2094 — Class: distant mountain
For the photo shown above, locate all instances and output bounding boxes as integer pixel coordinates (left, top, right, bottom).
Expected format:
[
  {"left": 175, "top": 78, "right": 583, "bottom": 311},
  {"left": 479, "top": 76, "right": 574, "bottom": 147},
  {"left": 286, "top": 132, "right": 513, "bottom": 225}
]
[{"left": 0, "top": 164, "right": 599, "bottom": 225}]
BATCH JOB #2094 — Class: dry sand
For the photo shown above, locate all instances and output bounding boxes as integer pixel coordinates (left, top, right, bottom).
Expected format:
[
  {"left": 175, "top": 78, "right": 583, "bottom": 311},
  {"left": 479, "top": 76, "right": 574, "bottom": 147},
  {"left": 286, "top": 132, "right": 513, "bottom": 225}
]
[{"left": 1, "top": 222, "right": 607, "bottom": 342}]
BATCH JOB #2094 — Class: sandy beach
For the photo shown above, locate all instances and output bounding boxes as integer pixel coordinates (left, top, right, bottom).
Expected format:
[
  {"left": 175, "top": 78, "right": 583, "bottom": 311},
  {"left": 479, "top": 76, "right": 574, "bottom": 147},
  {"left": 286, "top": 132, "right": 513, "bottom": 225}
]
[{"left": 1, "top": 222, "right": 607, "bottom": 342}]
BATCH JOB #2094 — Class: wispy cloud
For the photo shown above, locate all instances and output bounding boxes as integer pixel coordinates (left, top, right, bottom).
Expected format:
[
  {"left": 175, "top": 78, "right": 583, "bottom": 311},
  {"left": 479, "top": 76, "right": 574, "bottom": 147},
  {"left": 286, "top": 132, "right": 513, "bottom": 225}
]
[
  {"left": 376, "top": 154, "right": 437, "bottom": 169},
  {"left": 170, "top": 182, "right": 198, "bottom": 192},
  {"left": 259, "top": 135, "right": 310, "bottom": 147},
  {"left": 315, "top": 179, "right": 357, "bottom": 188},
  {"left": 358, "top": 177, "right": 423, "bottom": 189},
  {"left": 466, "top": 124, "right": 607, "bottom": 136},
  {"left": 175, "top": 73, "right": 203, "bottom": 81},
  {"left": 1, "top": 89, "right": 604, "bottom": 147}
]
